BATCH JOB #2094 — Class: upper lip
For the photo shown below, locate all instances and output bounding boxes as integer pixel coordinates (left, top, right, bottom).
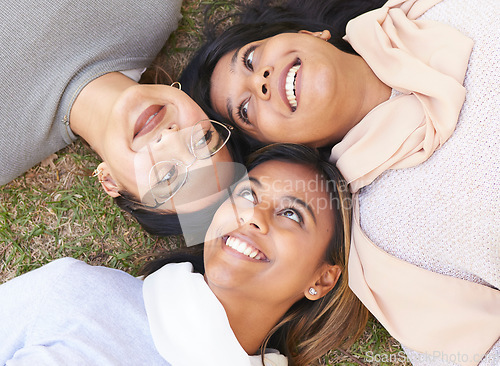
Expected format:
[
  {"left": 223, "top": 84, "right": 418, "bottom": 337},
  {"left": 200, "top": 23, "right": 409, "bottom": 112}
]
[
  {"left": 223, "top": 232, "right": 269, "bottom": 261},
  {"left": 133, "top": 105, "right": 166, "bottom": 139},
  {"left": 279, "top": 58, "right": 301, "bottom": 112}
]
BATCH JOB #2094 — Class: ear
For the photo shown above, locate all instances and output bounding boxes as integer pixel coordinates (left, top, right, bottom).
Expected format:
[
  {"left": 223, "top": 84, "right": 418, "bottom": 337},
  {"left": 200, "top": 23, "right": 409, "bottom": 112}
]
[
  {"left": 96, "top": 162, "right": 121, "bottom": 198},
  {"left": 298, "top": 29, "right": 331, "bottom": 42},
  {"left": 304, "top": 264, "right": 341, "bottom": 301}
]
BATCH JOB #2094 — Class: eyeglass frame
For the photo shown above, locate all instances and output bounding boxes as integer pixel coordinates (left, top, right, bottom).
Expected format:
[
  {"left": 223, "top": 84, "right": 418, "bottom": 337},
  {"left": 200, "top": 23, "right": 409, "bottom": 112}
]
[{"left": 145, "top": 119, "right": 233, "bottom": 208}]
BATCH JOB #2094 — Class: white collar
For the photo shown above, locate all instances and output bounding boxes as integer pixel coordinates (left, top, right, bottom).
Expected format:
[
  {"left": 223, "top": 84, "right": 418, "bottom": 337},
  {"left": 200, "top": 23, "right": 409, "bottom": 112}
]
[{"left": 143, "top": 262, "right": 287, "bottom": 366}]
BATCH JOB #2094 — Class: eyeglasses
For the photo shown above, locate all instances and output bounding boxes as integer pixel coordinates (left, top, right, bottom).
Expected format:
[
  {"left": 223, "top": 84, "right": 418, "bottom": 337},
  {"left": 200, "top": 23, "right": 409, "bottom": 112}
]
[{"left": 147, "top": 119, "right": 232, "bottom": 207}]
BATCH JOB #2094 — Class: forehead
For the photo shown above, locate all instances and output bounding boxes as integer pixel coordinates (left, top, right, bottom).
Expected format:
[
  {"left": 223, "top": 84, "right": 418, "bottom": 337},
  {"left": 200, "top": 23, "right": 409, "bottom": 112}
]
[
  {"left": 250, "top": 160, "right": 311, "bottom": 186},
  {"left": 250, "top": 160, "right": 335, "bottom": 220},
  {"left": 249, "top": 161, "right": 326, "bottom": 195}
]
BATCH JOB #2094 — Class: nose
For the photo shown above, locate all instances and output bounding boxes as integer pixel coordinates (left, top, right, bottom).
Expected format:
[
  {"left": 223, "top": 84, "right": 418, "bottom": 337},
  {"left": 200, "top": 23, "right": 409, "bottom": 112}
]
[
  {"left": 239, "top": 203, "right": 269, "bottom": 235},
  {"left": 249, "top": 66, "right": 271, "bottom": 101}
]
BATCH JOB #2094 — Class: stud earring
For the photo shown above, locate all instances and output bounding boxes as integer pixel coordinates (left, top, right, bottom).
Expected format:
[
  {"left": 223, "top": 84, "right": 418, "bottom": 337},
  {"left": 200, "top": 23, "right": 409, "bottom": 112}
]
[{"left": 309, "top": 287, "right": 317, "bottom": 296}]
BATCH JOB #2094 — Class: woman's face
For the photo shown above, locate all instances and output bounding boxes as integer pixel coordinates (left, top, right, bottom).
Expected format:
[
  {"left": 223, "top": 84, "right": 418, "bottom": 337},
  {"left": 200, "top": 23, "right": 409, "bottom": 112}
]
[
  {"left": 204, "top": 160, "right": 337, "bottom": 307},
  {"left": 99, "top": 85, "right": 235, "bottom": 213},
  {"left": 210, "top": 31, "right": 356, "bottom": 147}
]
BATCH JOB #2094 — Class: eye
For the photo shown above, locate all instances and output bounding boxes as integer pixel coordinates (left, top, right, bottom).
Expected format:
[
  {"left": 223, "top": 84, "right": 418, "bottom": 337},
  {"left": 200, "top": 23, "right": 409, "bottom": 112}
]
[
  {"left": 236, "top": 100, "right": 250, "bottom": 125},
  {"left": 242, "top": 46, "right": 256, "bottom": 71},
  {"left": 157, "top": 164, "right": 178, "bottom": 185},
  {"left": 279, "top": 208, "right": 303, "bottom": 224},
  {"left": 193, "top": 128, "right": 213, "bottom": 149},
  {"left": 237, "top": 187, "right": 256, "bottom": 203},
  {"left": 190, "top": 121, "right": 225, "bottom": 159}
]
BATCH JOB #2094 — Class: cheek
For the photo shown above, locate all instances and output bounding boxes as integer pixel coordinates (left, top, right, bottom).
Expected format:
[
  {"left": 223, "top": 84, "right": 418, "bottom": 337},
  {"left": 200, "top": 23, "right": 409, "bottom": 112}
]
[
  {"left": 254, "top": 109, "right": 291, "bottom": 143},
  {"left": 130, "top": 154, "right": 152, "bottom": 199},
  {"left": 176, "top": 106, "right": 209, "bottom": 130},
  {"left": 274, "top": 233, "right": 325, "bottom": 279},
  {"left": 208, "top": 204, "right": 241, "bottom": 237}
]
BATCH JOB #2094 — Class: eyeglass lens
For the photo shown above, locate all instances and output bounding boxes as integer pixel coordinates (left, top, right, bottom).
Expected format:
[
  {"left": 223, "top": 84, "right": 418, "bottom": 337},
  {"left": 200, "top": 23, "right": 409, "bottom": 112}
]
[{"left": 148, "top": 120, "right": 231, "bottom": 205}]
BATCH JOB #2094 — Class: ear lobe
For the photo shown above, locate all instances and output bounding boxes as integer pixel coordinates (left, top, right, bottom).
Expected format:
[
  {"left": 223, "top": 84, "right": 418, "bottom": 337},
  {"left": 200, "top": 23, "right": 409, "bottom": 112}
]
[
  {"left": 298, "top": 29, "right": 331, "bottom": 41},
  {"left": 96, "top": 162, "right": 121, "bottom": 198},
  {"left": 304, "top": 264, "right": 341, "bottom": 301}
]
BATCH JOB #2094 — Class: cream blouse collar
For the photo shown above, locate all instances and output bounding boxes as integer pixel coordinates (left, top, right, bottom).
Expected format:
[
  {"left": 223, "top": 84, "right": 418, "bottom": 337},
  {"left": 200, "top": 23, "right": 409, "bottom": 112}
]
[{"left": 143, "top": 262, "right": 287, "bottom": 366}]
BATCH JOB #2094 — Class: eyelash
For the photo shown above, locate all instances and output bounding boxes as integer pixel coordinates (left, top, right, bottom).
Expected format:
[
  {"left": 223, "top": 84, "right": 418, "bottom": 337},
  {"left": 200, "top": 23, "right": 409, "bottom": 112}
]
[
  {"left": 241, "top": 45, "right": 257, "bottom": 71},
  {"left": 236, "top": 186, "right": 304, "bottom": 225},
  {"left": 236, "top": 100, "right": 250, "bottom": 125},
  {"left": 237, "top": 186, "right": 256, "bottom": 203},
  {"left": 279, "top": 206, "right": 304, "bottom": 225},
  {"left": 235, "top": 45, "right": 258, "bottom": 126}
]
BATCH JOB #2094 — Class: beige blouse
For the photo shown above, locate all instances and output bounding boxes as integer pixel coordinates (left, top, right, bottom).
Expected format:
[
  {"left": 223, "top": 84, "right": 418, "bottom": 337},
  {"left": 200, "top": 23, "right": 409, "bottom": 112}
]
[{"left": 330, "top": 1, "right": 500, "bottom": 365}]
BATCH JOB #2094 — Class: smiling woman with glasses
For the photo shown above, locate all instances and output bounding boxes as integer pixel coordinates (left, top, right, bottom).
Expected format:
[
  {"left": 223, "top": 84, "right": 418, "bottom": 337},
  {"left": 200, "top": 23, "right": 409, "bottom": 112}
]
[
  {"left": 0, "top": 0, "right": 249, "bottom": 238},
  {"left": 96, "top": 94, "right": 246, "bottom": 237}
]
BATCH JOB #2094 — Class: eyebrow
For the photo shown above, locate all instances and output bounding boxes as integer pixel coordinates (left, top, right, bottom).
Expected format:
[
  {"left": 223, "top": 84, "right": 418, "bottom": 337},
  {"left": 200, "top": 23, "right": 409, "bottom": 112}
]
[
  {"left": 230, "top": 46, "right": 242, "bottom": 70},
  {"left": 225, "top": 46, "right": 243, "bottom": 125},
  {"left": 225, "top": 98, "right": 236, "bottom": 125},
  {"left": 248, "top": 176, "right": 262, "bottom": 187},
  {"left": 248, "top": 176, "right": 317, "bottom": 224}
]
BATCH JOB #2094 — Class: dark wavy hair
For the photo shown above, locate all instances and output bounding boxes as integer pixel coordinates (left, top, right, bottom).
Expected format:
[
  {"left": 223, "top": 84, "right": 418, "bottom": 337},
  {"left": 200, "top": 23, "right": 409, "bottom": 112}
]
[
  {"left": 179, "top": 0, "right": 385, "bottom": 133},
  {"left": 139, "top": 143, "right": 368, "bottom": 365}
]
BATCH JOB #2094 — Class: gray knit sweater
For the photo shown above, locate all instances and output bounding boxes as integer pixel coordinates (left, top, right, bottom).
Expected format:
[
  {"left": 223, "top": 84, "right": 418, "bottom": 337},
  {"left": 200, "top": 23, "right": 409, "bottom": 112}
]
[{"left": 0, "top": 0, "right": 182, "bottom": 184}]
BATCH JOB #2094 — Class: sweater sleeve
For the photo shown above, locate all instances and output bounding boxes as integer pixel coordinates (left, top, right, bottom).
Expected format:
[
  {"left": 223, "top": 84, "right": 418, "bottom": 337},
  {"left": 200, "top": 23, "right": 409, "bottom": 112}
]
[
  {"left": 0, "top": 258, "right": 78, "bottom": 364},
  {"left": 0, "top": 258, "right": 167, "bottom": 365}
]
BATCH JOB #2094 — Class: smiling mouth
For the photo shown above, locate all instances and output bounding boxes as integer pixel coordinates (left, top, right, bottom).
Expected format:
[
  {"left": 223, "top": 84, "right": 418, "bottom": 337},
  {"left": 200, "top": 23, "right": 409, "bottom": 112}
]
[
  {"left": 134, "top": 105, "right": 166, "bottom": 139},
  {"left": 285, "top": 60, "right": 301, "bottom": 112},
  {"left": 224, "top": 235, "right": 268, "bottom": 261}
]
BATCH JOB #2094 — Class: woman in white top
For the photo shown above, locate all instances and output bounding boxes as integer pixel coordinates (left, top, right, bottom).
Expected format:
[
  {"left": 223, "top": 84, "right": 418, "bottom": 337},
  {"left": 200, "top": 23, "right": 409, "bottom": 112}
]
[{"left": 0, "top": 143, "right": 368, "bottom": 365}]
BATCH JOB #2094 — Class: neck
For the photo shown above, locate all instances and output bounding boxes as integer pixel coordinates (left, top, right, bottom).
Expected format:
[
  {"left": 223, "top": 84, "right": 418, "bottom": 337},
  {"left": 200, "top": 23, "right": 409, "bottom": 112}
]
[
  {"left": 330, "top": 53, "right": 392, "bottom": 144},
  {"left": 69, "top": 72, "right": 137, "bottom": 158},
  {"left": 350, "top": 54, "right": 392, "bottom": 127}
]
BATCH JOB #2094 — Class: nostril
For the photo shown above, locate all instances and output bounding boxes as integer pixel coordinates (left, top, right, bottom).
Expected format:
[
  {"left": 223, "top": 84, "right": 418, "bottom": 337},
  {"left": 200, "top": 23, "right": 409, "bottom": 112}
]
[
  {"left": 262, "top": 85, "right": 268, "bottom": 94},
  {"left": 263, "top": 71, "right": 269, "bottom": 78}
]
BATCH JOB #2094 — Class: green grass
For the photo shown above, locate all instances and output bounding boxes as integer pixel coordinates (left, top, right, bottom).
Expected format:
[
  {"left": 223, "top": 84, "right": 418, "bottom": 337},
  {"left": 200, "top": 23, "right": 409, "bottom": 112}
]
[
  {"left": 0, "top": 142, "right": 178, "bottom": 281},
  {"left": 0, "top": 1, "right": 411, "bottom": 365}
]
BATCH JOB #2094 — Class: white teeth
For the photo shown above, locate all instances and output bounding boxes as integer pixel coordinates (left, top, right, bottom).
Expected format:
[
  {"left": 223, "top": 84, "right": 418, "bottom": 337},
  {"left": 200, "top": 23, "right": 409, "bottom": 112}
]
[
  {"left": 225, "top": 236, "right": 263, "bottom": 260},
  {"left": 285, "top": 64, "right": 300, "bottom": 109},
  {"left": 145, "top": 112, "right": 158, "bottom": 126},
  {"left": 236, "top": 242, "right": 246, "bottom": 253}
]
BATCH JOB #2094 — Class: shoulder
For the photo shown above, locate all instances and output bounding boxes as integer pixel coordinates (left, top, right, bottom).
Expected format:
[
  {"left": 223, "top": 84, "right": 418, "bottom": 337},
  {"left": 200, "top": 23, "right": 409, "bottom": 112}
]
[
  {"left": 11, "top": 258, "right": 144, "bottom": 303},
  {"left": 419, "top": 0, "right": 498, "bottom": 37},
  {"left": 50, "top": 258, "right": 143, "bottom": 296}
]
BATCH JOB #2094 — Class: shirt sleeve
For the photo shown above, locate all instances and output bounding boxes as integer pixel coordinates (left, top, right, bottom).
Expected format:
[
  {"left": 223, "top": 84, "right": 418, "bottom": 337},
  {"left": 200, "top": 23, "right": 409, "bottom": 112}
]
[{"left": 0, "top": 258, "right": 78, "bottom": 364}]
